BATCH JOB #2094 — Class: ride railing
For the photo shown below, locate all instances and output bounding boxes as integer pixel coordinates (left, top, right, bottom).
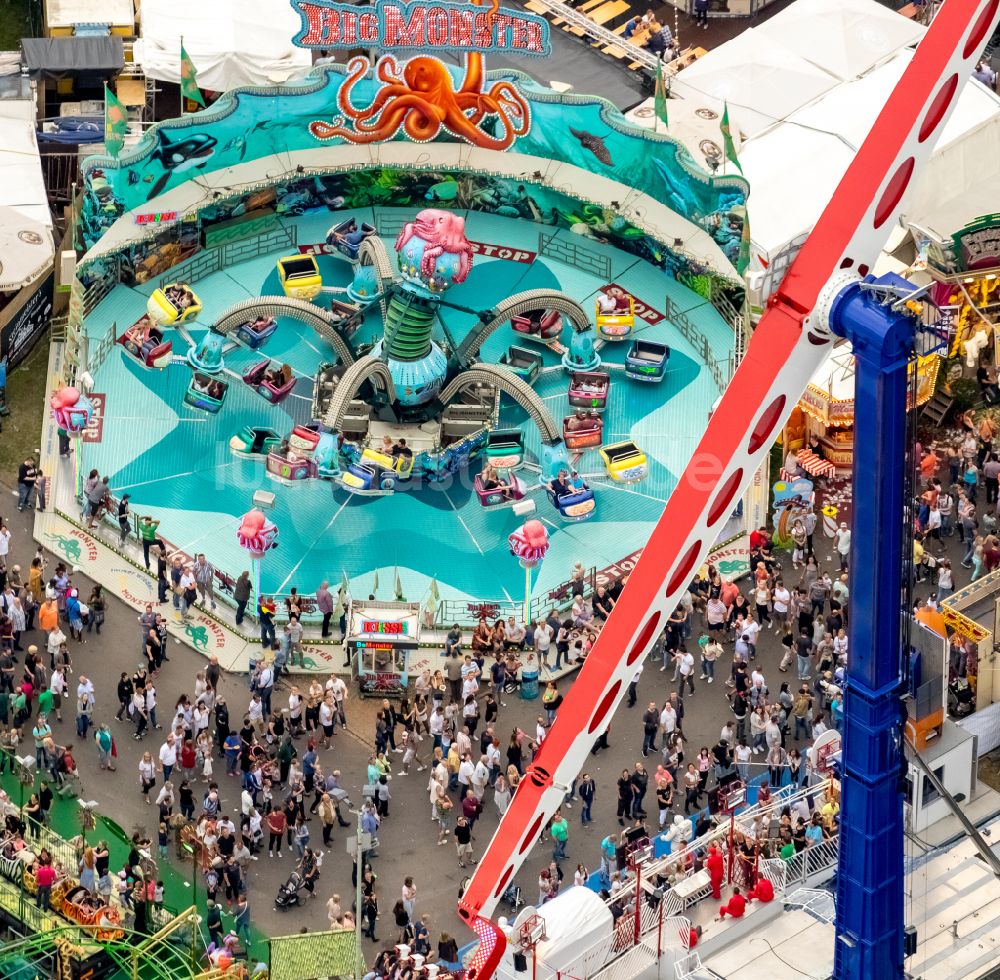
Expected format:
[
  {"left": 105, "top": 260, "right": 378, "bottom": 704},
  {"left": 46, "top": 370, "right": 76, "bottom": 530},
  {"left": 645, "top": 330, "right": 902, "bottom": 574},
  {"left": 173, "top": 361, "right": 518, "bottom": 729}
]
[
  {"left": 539, "top": 231, "right": 613, "bottom": 280},
  {"left": 154, "top": 224, "right": 298, "bottom": 293},
  {"left": 83, "top": 266, "right": 119, "bottom": 316},
  {"left": 577, "top": 783, "right": 839, "bottom": 980},
  {"left": 87, "top": 320, "right": 119, "bottom": 374},
  {"left": 432, "top": 565, "right": 598, "bottom": 628},
  {"left": 663, "top": 294, "right": 729, "bottom": 391}
]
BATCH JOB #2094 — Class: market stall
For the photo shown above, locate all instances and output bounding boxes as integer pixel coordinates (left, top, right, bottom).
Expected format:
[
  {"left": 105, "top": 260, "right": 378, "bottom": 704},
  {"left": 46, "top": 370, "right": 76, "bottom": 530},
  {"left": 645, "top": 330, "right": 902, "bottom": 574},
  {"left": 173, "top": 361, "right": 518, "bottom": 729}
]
[
  {"left": 346, "top": 600, "right": 420, "bottom": 698},
  {"left": 783, "top": 345, "right": 940, "bottom": 477}
]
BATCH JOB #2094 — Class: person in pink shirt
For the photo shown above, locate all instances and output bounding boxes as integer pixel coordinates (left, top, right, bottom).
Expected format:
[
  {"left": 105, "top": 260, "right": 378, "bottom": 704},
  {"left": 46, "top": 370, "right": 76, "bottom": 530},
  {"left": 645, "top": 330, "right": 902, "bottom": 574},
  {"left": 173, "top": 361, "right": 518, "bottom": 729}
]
[{"left": 35, "top": 860, "right": 56, "bottom": 910}]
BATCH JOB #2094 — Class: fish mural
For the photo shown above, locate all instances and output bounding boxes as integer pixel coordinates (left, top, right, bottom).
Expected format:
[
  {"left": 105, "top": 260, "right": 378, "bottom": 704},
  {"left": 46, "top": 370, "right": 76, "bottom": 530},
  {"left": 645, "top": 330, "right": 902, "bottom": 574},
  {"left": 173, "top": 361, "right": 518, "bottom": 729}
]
[
  {"left": 145, "top": 131, "right": 218, "bottom": 200},
  {"left": 569, "top": 127, "right": 613, "bottom": 166}
]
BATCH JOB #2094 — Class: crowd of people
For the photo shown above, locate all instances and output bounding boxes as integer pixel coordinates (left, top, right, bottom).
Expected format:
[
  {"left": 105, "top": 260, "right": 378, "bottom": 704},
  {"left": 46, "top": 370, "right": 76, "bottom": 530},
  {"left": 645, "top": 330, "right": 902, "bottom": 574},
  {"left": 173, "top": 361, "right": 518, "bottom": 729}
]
[{"left": 4, "top": 405, "right": 998, "bottom": 975}]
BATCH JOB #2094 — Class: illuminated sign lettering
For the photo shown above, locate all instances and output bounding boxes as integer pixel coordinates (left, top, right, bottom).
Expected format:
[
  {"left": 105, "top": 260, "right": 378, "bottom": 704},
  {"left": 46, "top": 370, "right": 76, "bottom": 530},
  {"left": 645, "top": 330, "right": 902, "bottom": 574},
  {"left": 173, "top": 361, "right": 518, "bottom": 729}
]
[
  {"left": 134, "top": 211, "right": 178, "bottom": 226},
  {"left": 361, "top": 620, "right": 408, "bottom": 635},
  {"left": 290, "top": 0, "right": 550, "bottom": 56}
]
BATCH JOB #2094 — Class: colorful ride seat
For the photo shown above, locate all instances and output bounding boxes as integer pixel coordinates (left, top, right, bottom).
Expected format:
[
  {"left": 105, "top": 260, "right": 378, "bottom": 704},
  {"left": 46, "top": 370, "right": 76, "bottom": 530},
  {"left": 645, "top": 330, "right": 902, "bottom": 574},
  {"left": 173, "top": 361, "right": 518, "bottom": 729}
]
[
  {"left": 511, "top": 309, "right": 562, "bottom": 341},
  {"left": 276, "top": 254, "right": 323, "bottom": 300},
  {"left": 568, "top": 370, "right": 610, "bottom": 411},
  {"left": 147, "top": 283, "right": 202, "bottom": 325},
  {"left": 235, "top": 315, "right": 278, "bottom": 349},
  {"left": 339, "top": 448, "right": 413, "bottom": 495},
  {"left": 243, "top": 359, "right": 297, "bottom": 404},
  {"left": 625, "top": 340, "right": 670, "bottom": 382},
  {"left": 596, "top": 293, "right": 634, "bottom": 340},
  {"left": 326, "top": 218, "right": 377, "bottom": 260},
  {"left": 563, "top": 411, "right": 604, "bottom": 450},
  {"left": 600, "top": 440, "right": 648, "bottom": 484},
  {"left": 485, "top": 428, "right": 525, "bottom": 469},
  {"left": 229, "top": 425, "right": 282, "bottom": 458},
  {"left": 119, "top": 316, "right": 173, "bottom": 369},
  {"left": 184, "top": 372, "right": 229, "bottom": 413},
  {"left": 547, "top": 479, "right": 596, "bottom": 521},
  {"left": 474, "top": 471, "right": 527, "bottom": 507},
  {"left": 499, "top": 346, "right": 543, "bottom": 384}
]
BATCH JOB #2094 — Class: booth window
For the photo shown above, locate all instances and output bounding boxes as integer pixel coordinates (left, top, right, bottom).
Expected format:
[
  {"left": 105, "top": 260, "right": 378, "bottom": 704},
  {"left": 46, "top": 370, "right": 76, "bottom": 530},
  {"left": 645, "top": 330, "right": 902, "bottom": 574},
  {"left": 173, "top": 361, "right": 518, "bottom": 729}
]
[{"left": 921, "top": 766, "right": 945, "bottom": 807}]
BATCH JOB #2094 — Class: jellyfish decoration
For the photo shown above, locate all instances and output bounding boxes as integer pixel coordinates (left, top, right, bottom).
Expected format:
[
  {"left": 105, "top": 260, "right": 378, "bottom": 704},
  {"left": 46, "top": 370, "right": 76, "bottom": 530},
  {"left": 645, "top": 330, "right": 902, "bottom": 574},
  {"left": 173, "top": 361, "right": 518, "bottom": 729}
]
[
  {"left": 508, "top": 520, "right": 550, "bottom": 569},
  {"left": 236, "top": 509, "right": 279, "bottom": 558},
  {"left": 509, "top": 520, "right": 549, "bottom": 624},
  {"left": 50, "top": 386, "right": 94, "bottom": 436}
]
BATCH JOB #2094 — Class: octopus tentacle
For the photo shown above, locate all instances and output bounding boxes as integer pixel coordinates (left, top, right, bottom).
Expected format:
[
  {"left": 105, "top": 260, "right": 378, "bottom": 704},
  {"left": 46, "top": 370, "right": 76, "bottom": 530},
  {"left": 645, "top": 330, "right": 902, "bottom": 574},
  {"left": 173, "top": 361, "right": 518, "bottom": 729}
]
[
  {"left": 348, "top": 83, "right": 413, "bottom": 126},
  {"left": 459, "top": 0, "right": 498, "bottom": 94},
  {"left": 310, "top": 102, "right": 414, "bottom": 145},
  {"left": 403, "top": 103, "right": 445, "bottom": 141}
]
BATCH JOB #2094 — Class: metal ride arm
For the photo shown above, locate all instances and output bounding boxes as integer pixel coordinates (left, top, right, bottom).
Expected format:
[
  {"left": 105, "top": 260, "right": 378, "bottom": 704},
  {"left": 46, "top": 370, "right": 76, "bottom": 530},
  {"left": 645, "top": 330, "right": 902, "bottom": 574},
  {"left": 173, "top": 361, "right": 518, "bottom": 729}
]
[{"left": 456, "top": 2, "right": 1000, "bottom": 977}]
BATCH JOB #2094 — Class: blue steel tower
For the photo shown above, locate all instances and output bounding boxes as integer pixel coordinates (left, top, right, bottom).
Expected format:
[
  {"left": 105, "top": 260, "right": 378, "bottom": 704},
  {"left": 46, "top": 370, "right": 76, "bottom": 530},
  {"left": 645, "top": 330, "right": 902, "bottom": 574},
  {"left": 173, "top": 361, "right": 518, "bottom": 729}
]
[{"left": 822, "top": 274, "right": 915, "bottom": 977}]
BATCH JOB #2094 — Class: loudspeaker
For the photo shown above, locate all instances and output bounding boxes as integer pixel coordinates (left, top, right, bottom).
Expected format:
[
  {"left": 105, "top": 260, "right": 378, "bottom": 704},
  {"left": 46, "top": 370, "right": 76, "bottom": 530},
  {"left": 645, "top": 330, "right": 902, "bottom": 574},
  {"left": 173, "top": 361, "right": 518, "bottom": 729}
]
[{"left": 513, "top": 952, "right": 528, "bottom": 972}]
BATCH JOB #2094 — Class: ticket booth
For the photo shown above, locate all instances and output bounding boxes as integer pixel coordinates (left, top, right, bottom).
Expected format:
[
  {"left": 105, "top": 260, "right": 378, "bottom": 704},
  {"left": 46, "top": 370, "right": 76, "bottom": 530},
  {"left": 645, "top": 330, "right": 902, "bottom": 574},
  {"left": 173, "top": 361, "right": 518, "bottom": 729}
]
[{"left": 346, "top": 600, "right": 420, "bottom": 697}]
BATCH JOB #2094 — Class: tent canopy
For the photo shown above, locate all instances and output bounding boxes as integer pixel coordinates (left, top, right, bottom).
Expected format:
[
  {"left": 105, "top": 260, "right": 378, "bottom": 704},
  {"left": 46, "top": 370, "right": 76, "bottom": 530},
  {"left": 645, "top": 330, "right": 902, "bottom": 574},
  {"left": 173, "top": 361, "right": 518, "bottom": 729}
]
[
  {"left": 739, "top": 49, "right": 1000, "bottom": 265},
  {"left": 21, "top": 36, "right": 123, "bottom": 79},
  {"left": 670, "top": 28, "right": 839, "bottom": 139},
  {"left": 45, "top": 0, "right": 134, "bottom": 30},
  {"left": 134, "top": 0, "right": 313, "bottom": 92},
  {"left": 0, "top": 101, "right": 53, "bottom": 290},
  {"left": 753, "top": 0, "right": 924, "bottom": 82}
]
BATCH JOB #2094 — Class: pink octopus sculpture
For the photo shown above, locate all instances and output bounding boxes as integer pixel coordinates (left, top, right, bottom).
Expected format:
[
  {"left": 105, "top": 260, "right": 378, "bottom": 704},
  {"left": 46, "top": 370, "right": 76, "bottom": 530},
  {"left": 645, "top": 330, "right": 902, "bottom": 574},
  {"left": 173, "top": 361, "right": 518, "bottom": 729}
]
[
  {"left": 508, "top": 519, "right": 550, "bottom": 568},
  {"left": 236, "top": 509, "right": 279, "bottom": 559},
  {"left": 50, "top": 385, "right": 94, "bottom": 436}
]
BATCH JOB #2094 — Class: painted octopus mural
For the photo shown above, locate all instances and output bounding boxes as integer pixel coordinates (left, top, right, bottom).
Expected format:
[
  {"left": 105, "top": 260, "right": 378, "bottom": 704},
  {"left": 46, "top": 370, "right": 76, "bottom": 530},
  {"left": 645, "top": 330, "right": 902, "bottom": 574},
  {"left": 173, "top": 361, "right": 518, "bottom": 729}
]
[{"left": 309, "top": 0, "right": 530, "bottom": 149}]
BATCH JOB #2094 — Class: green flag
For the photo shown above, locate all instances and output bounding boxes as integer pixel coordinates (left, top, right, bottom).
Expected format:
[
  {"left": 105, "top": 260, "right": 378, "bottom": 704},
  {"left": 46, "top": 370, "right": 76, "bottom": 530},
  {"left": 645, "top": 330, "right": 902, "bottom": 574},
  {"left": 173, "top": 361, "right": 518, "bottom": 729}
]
[
  {"left": 104, "top": 84, "right": 128, "bottom": 159},
  {"left": 180, "top": 43, "right": 205, "bottom": 107},
  {"left": 653, "top": 60, "right": 669, "bottom": 132},
  {"left": 429, "top": 577, "right": 440, "bottom": 602},
  {"left": 720, "top": 102, "right": 743, "bottom": 175},
  {"left": 737, "top": 208, "right": 751, "bottom": 276},
  {"left": 372, "top": 570, "right": 379, "bottom": 595},
  {"left": 394, "top": 568, "right": 404, "bottom": 601}
]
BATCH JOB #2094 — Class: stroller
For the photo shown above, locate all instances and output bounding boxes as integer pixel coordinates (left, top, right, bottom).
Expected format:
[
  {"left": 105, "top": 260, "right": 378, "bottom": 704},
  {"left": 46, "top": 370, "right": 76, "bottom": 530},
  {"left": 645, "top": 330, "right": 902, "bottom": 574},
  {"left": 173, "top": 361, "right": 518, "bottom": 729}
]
[{"left": 275, "top": 870, "right": 305, "bottom": 910}]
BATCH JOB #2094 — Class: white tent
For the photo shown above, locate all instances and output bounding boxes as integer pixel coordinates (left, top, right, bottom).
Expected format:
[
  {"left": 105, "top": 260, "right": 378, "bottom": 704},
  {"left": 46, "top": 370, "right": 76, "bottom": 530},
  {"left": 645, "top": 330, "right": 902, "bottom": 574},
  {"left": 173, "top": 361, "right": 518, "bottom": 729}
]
[
  {"left": 669, "top": 28, "right": 840, "bottom": 139},
  {"left": 45, "top": 0, "right": 134, "bottom": 31},
  {"left": 739, "top": 50, "right": 1000, "bottom": 270},
  {"left": 753, "top": 0, "right": 924, "bottom": 81},
  {"left": 0, "top": 99, "right": 53, "bottom": 289},
  {"left": 134, "top": 0, "right": 313, "bottom": 93}
]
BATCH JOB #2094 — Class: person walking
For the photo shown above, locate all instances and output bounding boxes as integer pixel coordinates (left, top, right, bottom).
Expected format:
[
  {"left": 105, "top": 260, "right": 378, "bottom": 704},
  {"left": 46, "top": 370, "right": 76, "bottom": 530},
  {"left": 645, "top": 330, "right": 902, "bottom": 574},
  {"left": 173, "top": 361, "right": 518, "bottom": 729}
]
[
  {"left": 675, "top": 646, "right": 695, "bottom": 698},
  {"left": 550, "top": 810, "right": 569, "bottom": 863},
  {"left": 694, "top": 0, "right": 708, "bottom": 30},
  {"left": 579, "top": 773, "right": 595, "bottom": 825},
  {"left": 193, "top": 554, "right": 217, "bottom": 611}
]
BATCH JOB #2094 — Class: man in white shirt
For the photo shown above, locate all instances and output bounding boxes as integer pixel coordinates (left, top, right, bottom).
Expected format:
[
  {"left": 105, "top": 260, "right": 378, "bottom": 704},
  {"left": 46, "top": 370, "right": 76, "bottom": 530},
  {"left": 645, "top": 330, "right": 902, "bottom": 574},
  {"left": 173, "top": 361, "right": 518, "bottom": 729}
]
[
  {"left": 457, "top": 753, "right": 475, "bottom": 796},
  {"left": 834, "top": 522, "right": 852, "bottom": 571},
  {"left": 741, "top": 614, "right": 761, "bottom": 661},
  {"left": 674, "top": 648, "right": 695, "bottom": 697},
  {"left": 429, "top": 706, "right": 445, "bottom": 749},
  {"left": 158, "top": 734, "right": 177, "bottom": 781},
  {"left": 327, "top": 675, "right": 348, "bottom": 727},
  {"left": 660, "top": 701, "right": 677, "bottom": 741},
  {"left": 247, "top": 693, "right": 265, "bottom": 736},
  {"left": 472, "top": 757, "right": 490, "bottom": 800},
  {"left": 534, "top": 620, "right": 554, "bottom": 668}
]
